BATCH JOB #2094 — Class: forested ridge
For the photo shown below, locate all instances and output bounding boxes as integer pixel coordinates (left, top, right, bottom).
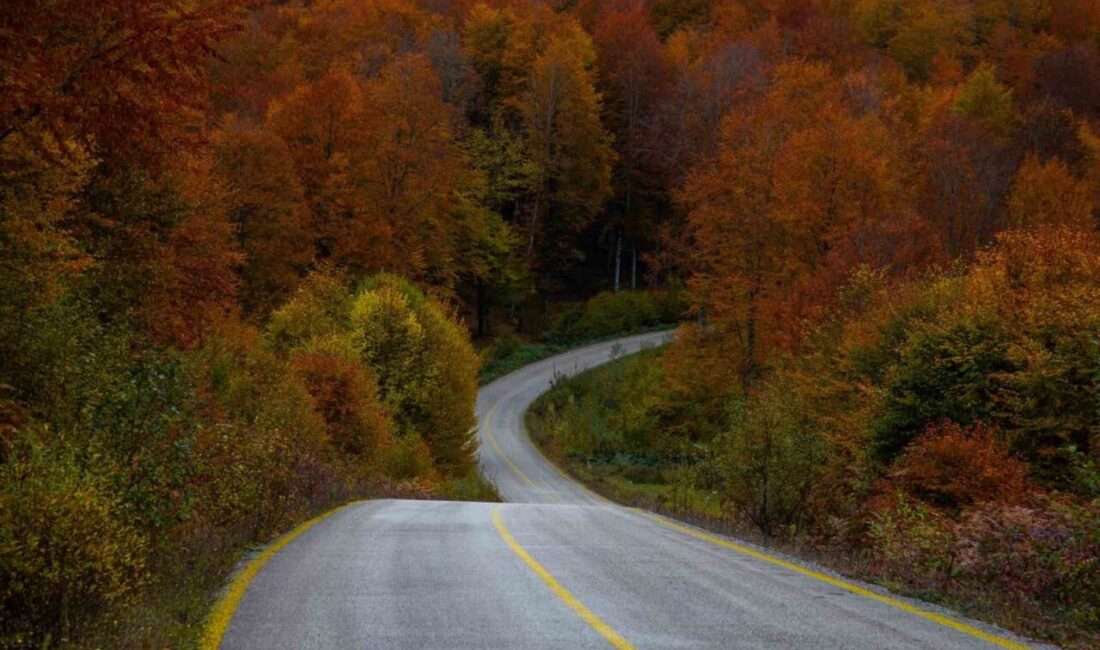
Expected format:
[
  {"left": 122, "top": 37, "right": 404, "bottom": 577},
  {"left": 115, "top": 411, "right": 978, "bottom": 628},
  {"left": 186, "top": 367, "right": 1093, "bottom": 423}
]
[{"left": 2, "top": 0, "right": 1100, "bottom": 647}]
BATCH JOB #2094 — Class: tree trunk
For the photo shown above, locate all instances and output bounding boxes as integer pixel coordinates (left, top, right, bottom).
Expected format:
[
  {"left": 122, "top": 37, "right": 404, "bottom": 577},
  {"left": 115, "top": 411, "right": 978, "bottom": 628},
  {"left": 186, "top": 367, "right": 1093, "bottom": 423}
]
[
  {"left": 614, "top": 228, "right": 622, "bottom": 293},
  {"left": 526, "top": 192, "right": 541, "bottom": 261},
  {"left": 631, "top": 242, "right": 637, "bottom": 290},
  {"left": 475, "top": 279, "right": 488, "bottom": 338}
]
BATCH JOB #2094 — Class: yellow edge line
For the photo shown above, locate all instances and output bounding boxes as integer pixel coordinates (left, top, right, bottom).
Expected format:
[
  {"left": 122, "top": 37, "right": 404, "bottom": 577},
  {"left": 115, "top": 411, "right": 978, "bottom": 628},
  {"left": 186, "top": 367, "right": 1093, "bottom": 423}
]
[
  {"left": 201, "top": 503, "right": 351, "bottom": 650},
  {"left": 492, "top": 507, "right": 636, "bottom": 650},
  {"left": 484, "top": 400, "right": 550, "bottom": 496},
  {"left": 635, "top": 510, "right": 1029, "bottom": 650}
]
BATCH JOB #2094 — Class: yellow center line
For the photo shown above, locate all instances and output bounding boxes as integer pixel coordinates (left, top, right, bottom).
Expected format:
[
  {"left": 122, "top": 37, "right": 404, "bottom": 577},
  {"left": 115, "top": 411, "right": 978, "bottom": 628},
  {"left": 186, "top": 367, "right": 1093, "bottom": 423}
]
[
  {"left": 483, "top": 399, "right": 555, "bottom": 500},
  {"left": 492, "top": 507, "right": 637, "bottom": 650},
  {"left": 635, "top": 510, "right": 1029, "bottom": 650}
]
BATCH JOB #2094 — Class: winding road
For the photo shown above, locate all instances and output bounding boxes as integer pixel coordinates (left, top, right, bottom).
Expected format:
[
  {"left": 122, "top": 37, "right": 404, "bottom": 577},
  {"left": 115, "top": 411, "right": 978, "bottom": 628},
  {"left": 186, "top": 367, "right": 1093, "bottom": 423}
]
[{"left": 217, "top": 332, "right": 1042, "bottom": 649}]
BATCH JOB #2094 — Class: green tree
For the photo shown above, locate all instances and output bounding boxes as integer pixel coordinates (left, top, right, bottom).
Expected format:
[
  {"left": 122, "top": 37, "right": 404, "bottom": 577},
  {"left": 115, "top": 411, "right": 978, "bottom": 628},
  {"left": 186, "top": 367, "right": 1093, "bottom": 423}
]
[
  {"left": 350, "top": 275, "right": 479, "bottom": 475},
  {"left": 953, "top": 63, "right": 1018, "bottom": 140}
]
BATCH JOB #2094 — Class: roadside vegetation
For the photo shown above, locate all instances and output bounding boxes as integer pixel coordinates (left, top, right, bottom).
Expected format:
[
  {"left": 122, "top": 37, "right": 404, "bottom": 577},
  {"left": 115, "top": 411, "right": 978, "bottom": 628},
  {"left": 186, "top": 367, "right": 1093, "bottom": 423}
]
[
  {"left": 530, "top": 231, "right": 1100, "bottom": 648},
  {"left": 528, "top": 346, "right": 725, "bottom": 518},
  {"left": 0, "top": 270, "right": 494, "bottom": 648},
  {"left": 478, "top": 288, "right": 685, "bottom": 384}
]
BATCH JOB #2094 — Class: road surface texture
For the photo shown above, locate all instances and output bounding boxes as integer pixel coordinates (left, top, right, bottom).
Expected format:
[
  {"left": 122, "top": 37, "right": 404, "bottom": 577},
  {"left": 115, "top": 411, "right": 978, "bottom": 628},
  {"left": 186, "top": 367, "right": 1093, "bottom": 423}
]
[{"left": 219, "top": 332, "right": 1043, "bottom": 649}]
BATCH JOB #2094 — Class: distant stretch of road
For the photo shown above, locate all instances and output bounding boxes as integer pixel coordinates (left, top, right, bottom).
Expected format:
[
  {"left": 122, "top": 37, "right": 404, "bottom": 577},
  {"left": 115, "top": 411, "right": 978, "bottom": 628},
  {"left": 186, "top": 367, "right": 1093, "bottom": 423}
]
[{"left": 218, "top": 332, "right": 1042, "bottom": 649}]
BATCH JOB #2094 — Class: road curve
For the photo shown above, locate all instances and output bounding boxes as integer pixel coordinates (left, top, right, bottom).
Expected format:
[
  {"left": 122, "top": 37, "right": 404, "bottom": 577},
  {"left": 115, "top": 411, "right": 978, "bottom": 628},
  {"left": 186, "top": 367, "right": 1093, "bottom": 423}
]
[
  {"left": 476, "top": 331, "right": 671, "bottom": 504},
  {"left": 219, "top": 333, "right": 1043, "bottom": 650}
]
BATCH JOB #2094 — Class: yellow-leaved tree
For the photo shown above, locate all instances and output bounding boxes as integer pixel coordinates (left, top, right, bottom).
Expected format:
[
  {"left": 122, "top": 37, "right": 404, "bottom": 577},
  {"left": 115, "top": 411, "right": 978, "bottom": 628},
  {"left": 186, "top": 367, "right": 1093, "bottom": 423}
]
[
  {"left": 351, "top": 275, "right": 479, "bottom": 476},
  {"left": 268, "top": 272, "right": 479, "bottom": 477}
]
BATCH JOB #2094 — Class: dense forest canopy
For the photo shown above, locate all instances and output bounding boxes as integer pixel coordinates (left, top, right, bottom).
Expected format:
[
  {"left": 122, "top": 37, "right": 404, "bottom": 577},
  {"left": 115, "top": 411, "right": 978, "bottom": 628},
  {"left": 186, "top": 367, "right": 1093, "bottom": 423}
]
[
  {"left": 2, "top": 0, "right": 1100, "bottom": 646},
  {"left": 6, "top": 0, "right": 1100, "bottom": 339}
]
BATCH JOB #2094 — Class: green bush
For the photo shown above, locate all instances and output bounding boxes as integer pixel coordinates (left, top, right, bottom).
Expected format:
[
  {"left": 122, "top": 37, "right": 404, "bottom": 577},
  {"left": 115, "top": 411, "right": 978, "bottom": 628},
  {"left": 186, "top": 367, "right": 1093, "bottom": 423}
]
[
  {"left": 352, "top": 275, "right": 479, "bottom": 475},
  {"left": 381, "top": 433, "right": 437, "bottom": 481},
  {"left": 478, "top": 338, "right": 567, "bottom": 384},
  {"left": 265, "top": 270, "right": 352, "bottom": 351},
  {"left": 85, "top": 353, "right": 198, "bottom": 534},
  {"left": 874, "top": 317, "right": 1013, "bottom": 461},
  {"left": 481, "top": 334, "right": 525, "bottom": 367},
  {"left": 440, "top": 473, "right": 502, "bottom": 502},
  {"left": 547, "top": 289, "right": 684, "bottom": 342},
  {"left": 718, "top": 387, "right": 827, "bottom": 538},
  {"left": 0, "top": 437, "right": 147, "bottom": 643},
  {"left": 0, "top": 294, "right": 201, "bottom": 537},
  {"left": 185, "top": 324, "right": 336, "bottom": 532},
  {"left": 532, "top": 348, "right": 668, "bottom": 461}
]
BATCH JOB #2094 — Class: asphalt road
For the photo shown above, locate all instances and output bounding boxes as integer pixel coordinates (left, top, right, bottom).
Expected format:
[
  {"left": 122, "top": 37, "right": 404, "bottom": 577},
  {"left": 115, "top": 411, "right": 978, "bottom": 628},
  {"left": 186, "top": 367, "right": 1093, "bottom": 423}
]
[{"left": 219, "top": 332, "right": 1042, "bottom": 649}]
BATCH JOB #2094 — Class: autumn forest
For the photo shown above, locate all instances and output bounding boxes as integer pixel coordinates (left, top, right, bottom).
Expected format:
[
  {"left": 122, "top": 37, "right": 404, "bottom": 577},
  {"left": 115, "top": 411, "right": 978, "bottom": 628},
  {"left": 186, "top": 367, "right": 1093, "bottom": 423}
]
[{"left": 2, "top": 0, "right": 1100, "bottom": 647}]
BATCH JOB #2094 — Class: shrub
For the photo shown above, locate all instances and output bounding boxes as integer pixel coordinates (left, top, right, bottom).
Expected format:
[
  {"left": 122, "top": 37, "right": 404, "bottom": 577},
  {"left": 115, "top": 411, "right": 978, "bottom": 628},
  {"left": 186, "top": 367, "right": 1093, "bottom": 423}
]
[
  {"left": 289, "top": 347, "right": 394, "bottom": 462},
  {"left": 874, "top": 317, "right": 1013, "bottom": 461},
  {"left": 867, "top": 493, "right": 955, "bottom": 591},
  {"left": 481, "top": 334, "right": 524, "bottom": 367},
  {"left": 381, "top": 433, "right": 437, "bottom": 481},
  {"left": 887, "top": 421, "right": 1030, "bottom": 511},
  {"left": 718, "top": 386, "right": 827, "bottom": 538},
  {"left": 1, "top": 294, "right": 201, "bottom": 535},
  {"left": 83, "top": 352, "right": 197, "bottom": 534},
  {"left": 966, "top": 226, "right": 1100, "bottom": 482},
  {"left": 266, "top": 270, "right": 352, "bottom": 352},
  {"left": 185, "top": 324, "right": 335, "bottom": 532},
  {"left": 267, "top": 272, "right": 479, "bottom": 477},
  {"left": 572, "top": 290, "right": 661, "bottom": 338},
  {"left": 440, "top": 472, "right": 502, "bottom": 501},
  {"left": 478, "top": 337, "right": 571, "bottom": 385},
  {"left": 547, "top": 289, "right": 683, "bottom": 341},
  {"left": 867, "top": 492, "right": 1100, "bottom": 640},
  {"left": 1, "top": 294, "right": 135, "bottom": 438},
  {"left": 861, "top": 228, "right": 1100, "bottom": 480},
  {"left": 0, "top": 437, "right": 147, "bottom": 644},
  {"left": 350, "top": 281, "right": 433, "bottom": 426},
  {"left": 531, "top": 348, "right": 670, "bottom": 461},
  {"left": 952, "top": 497, "right": 1100, "bottom": 634},
  {"left": 998, "top": 325, "right": 1100, "bottom": 483}
]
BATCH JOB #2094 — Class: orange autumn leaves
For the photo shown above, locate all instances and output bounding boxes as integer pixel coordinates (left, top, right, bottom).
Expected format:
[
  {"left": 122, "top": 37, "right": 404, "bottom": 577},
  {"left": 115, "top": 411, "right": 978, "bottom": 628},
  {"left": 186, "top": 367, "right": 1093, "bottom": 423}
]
[
  {"left": 680, "top": 61, "right": 919, "bottom": 388},
  {"left": 678, "top": 65, "right": 1099, "bottom": 398},
  {"left": 203, "top": 0, "right": 617, "bottom": 322},
  {"left": 1, "top": 1, "right": 249, "bottom": 350},
  {"left": 262, "top": 55, "right": 465, "bottom": 287},
  {"left": 0, "top": 0, "right": 246, "bottom": 161}
]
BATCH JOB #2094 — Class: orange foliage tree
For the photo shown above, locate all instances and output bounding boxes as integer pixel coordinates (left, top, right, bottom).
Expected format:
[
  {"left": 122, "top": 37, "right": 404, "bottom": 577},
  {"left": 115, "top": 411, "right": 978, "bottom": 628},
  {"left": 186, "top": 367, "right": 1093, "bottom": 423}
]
[
  {"left": 679, "top": 61, "right": 922, "bottom": 390},
  {"left": 1006, "top": 154, "right": 1093, "bottom": 230},
  {"left": 0, "top": 0, "right": 245, "bottom": 162},
  {"left": 213, "top": 127, "right": 314, "bottom": 314}
]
